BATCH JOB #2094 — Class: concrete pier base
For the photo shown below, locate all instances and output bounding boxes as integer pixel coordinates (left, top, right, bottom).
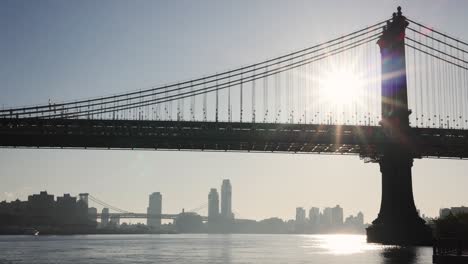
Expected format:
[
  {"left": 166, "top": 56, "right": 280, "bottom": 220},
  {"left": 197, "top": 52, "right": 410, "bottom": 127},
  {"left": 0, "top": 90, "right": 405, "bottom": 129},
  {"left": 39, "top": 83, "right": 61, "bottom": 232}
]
[{"left": 366, "top": 146, "right": 432, "bottom": 245}]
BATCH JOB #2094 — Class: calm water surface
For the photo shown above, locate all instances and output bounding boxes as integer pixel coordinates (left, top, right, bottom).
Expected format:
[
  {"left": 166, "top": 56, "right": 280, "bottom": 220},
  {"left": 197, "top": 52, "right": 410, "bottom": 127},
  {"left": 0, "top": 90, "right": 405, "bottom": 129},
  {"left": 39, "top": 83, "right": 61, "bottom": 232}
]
[{"left": 0, "top": 234, "right": 432, "bottom": 264}]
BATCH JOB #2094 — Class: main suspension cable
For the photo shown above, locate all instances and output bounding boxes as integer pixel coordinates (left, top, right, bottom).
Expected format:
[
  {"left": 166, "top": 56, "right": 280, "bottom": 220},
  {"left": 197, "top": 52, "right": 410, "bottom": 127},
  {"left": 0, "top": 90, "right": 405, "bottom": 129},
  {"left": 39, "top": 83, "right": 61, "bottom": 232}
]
[{"left": 1, "top": 21, "right": 386, "bottom": 117}]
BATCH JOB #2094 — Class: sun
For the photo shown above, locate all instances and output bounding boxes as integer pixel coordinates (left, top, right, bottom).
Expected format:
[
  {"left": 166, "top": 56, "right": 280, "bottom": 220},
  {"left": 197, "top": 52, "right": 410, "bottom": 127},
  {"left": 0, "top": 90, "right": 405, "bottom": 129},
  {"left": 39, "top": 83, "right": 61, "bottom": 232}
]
[{"left": 318, "top": 68, "right": 365, "bottom": 107}]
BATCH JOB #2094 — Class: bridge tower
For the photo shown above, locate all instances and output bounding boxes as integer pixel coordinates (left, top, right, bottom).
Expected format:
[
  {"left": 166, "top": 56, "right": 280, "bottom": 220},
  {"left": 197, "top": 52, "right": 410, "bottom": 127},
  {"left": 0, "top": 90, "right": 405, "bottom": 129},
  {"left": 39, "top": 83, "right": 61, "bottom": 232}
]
[{"left": 366, "top": 7, "right": 432, "bottom": 245}]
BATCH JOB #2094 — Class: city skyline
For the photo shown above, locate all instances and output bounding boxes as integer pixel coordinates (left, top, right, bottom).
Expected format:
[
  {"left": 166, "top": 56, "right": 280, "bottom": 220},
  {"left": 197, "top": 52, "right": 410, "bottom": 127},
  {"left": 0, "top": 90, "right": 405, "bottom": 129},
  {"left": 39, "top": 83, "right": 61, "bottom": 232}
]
[
  {"left": 0, "top": 183, "right": 453, "bottom": 223},
  {"left": 1, "top": 0, "right": 468, "bottom": 224},
  {"left": 0, "top": 189, "right": 377, "bottom": 225},
  {"left": 0, "top": 154, "right": 464, "bottom": 222},
  {"left": 0, "top": 189, "right": 370, "bottom": 235}
]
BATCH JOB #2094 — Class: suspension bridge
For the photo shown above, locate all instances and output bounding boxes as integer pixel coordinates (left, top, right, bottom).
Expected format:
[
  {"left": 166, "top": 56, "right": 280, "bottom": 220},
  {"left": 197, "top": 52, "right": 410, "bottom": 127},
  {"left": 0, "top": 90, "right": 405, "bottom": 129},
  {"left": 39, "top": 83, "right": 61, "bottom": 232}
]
[
  {"left": 87, "top": 194, "right": 209, "bottom": 222},
  {"left": 1, "top": 7, "right": 467, "bottom": 245}
]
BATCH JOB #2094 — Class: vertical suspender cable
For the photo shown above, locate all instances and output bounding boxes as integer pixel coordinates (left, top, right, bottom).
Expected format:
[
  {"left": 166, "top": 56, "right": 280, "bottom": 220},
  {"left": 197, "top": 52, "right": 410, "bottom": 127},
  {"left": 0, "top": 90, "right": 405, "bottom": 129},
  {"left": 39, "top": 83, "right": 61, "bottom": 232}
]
[
  {"left": 448, "top": 38, "right": 454, "bottom": 128},
  {"left": 263, "top": 66, "right": 268, "bottom": 122},
  {"left": 465, "top": 48, "right": 468, "bottom": 128},
  {"left": 436, "top": 38, "right": 441, "bottom": 127},
  {"left": 240, "top": 72, "right": 243, "bottom": 123},
  {"left": 190, "top": 80, "right": 195, "bottom": 121},
  {"left": 285, "top": 62, "right": 288, "bottom": 122},
  {"left": 419, "top": 28, "right": 424, "bottom": 127},
  {"left": 252, "top": 67, "right": 256, "bottom": 123},
  {"left": 228, "top": 74, "right": 231, "bottom": 122},
  {"left": 456, "top": 42, "right": 461, "bottom": 127},
  {"left": 413, "top": 30, "right": 417, "bottom": 126},
  {"left": 443, "top": 36, "right": 448, "bottom": 127},
  {"left": 305, "top": 60, "right": 309, "bottom": 123},
  {"left": 203, "top": 82, "right": 207, "bottom": 121},
  {"left": 430, "top": 33, "right": 435, "bottom": 126},
  {"left": 275, "top": 66, "right": 279, "bottom": 123},
  {"left": 216, "top": 78, "right": 219, "bottom": 122}
]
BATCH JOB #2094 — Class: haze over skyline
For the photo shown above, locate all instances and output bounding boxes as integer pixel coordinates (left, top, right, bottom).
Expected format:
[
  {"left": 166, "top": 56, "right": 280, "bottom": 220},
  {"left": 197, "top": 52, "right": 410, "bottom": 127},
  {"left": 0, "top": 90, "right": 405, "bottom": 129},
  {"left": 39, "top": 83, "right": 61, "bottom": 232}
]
[{"left": 1, "top": 0, "right": 468, "bottom": 222}]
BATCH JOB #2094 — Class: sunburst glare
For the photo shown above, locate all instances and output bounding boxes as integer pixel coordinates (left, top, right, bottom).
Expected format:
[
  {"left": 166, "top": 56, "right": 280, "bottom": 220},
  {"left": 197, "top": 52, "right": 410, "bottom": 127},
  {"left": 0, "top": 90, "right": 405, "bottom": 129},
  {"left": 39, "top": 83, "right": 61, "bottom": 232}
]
[{"left": 319, "top": 68, "right": 366, "bottom": 107}]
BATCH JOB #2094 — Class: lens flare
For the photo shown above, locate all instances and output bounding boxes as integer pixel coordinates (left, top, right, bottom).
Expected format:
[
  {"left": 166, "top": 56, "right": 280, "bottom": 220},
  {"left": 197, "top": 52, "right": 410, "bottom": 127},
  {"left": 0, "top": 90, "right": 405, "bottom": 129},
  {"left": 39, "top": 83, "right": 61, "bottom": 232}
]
[{"left": 319, "top": 68, "right": 365, "bottom": 107}]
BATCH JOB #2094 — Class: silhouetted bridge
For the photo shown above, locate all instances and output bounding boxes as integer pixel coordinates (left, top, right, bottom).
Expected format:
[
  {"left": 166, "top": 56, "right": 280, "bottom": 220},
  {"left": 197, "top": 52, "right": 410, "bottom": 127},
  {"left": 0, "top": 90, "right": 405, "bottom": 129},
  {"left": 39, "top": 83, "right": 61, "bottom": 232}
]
[
  {"left": 2, "top": 7, "right": 468, "bottom": 245},
  {"left": 2, "top": 119, "right": 468, "bottom": 160},
  {"left": 95, "top": 212, "right": 208, "bottom": 222}
]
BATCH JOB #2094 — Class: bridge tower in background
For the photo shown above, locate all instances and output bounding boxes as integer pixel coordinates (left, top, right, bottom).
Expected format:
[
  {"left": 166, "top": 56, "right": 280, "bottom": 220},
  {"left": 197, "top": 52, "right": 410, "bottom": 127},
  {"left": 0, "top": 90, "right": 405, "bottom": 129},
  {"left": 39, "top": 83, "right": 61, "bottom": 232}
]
[{"left": 366, "top": 7, "right": 432, "bottom": 245}]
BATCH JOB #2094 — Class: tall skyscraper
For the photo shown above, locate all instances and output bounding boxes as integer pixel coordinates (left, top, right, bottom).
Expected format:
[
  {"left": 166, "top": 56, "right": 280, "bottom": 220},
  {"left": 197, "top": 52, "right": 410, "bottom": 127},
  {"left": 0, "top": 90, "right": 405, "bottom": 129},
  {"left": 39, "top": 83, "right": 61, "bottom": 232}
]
[
  {"left": 356, "top": 212, "right": 364, "bottom": 226},
  {"left": 309, "top": 207, "right": 320, "bottom": 225},
  {"left": 147, "top": 192, "right": 162, "bottom": 228},
  {"left": 208, "top": 188, "right": 219, "bottom": 222},
  {"left": 322, "top": 207, "right": 333, "bottom": 226},
  {"left": 221, "top": 179, "right": 233, "bottom": 219},
  {"left": 331, "top": 205, "right": 343, "bottom": 226},
  {"left": 295, "top": 207, "right": 306, "bottom": 223},
  {"left": 101, "top": 208, "right": 109, "bottom": 227}
]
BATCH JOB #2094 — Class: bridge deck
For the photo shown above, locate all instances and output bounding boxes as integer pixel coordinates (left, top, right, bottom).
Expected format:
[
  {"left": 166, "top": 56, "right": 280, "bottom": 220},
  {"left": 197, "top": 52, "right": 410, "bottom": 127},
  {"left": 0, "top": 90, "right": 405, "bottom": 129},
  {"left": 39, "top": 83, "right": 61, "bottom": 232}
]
[{"left": 1, "top": 119, "right": 468, "bottom": 160}]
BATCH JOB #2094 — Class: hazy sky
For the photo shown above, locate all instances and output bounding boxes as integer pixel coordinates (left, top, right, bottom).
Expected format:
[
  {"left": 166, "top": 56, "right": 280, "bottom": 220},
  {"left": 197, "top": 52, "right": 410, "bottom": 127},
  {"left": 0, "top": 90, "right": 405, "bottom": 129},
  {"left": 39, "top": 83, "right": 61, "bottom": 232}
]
[{"left": 1, "top": 0, "right": 467, "bottom": 223}]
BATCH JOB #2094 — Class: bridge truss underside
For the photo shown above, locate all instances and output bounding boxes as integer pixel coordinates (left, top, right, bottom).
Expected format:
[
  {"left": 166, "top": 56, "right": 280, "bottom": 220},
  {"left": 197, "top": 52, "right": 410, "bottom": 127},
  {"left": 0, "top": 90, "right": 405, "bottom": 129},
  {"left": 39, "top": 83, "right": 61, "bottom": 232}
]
[{"left": 1, "top": 119, "right": 468, "bottom": 160}]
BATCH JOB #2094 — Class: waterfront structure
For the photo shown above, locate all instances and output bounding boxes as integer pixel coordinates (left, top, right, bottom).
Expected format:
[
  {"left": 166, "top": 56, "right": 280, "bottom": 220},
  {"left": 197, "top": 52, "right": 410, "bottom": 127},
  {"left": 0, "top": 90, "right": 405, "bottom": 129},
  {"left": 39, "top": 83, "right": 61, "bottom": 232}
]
[
  {"left": 439, "top": 206, "right": 468, "bottom": 218},
  {"left": 0, "top": 191, "right": 94, "bottom": 230},
  {"left": 221, "top": 180, "right": 233, "bottom": 219},
  {"left": 208, "top": 188, "right": 219, "bottom": 222},
  {"left": 147, "top": 192, "right": 162, "bottom": 228}
]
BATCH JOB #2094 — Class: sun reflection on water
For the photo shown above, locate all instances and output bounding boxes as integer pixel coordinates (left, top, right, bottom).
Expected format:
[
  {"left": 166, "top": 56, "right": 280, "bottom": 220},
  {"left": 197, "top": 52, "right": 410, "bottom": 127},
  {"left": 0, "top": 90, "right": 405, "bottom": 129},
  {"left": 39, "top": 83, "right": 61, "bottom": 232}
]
[{"left": 302, "top": 234, "right": 383, "bottom": 255}]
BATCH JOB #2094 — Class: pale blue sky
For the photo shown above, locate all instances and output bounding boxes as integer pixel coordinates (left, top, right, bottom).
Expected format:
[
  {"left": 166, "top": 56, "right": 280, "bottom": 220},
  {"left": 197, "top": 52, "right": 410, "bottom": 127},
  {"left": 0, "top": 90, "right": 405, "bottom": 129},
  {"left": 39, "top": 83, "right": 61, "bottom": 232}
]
[{"left": 1, "top": 0, "right": 467, "bottom": 222}]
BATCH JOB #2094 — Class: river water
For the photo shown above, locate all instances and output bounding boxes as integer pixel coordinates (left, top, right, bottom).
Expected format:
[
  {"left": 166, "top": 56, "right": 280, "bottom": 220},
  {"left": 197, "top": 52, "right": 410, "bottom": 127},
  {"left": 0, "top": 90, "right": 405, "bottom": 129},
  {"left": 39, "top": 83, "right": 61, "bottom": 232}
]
[{"left": 0, "top": 234, "right": 432, "bottom": 264}]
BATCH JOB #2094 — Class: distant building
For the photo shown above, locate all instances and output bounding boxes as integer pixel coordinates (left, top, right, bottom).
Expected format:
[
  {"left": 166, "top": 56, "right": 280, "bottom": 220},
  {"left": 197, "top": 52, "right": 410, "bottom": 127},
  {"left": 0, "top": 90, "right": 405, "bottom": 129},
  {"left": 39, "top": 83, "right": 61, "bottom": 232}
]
[
  {"left": 221, "top": 180, "right": 233, "bottom": 219},
  {"left": 343, "top": 211, "right": 365, "bottom": 234},
  {"left": 309, "top": 207, "right": 320, "bottom": 225},
  {"left": 28, "top": 191, "right": 55, "bottom": 225},
  {"left": 344, "top": 212, "right": 364, "bottom": 226},
  {"left": 321, "top": 207, "right": 333, "bottom": 226},
  {"left": 440, "top": 206, "right": 468, "bottom": 218},
  {"left": 296, "top": 207, "right": 306, "bottom": 223},
  {"left": 56, "top": 193, "right": 77, "bottom": 225},
  {"left": 0, "top": 191, "right": 93, "bottom": 230},
  {"left": 450, "top": 206, "right": 468, "bottom": 215},
  {"left": 331, "top": 205, "right": 343, "bottom": 226},
  {"left": 78, "top": 193, "right": 89, "bottom": 205},
  {"left": 88, "top": 207, "right": 97, "bottom": 222},
  {"left": 356, "top": 212, "right": 364, "bottom": 225},
  {"left": 147, "top": 192, "right": 162, "bottom": 229},
  {"left": 440, "top": 208, "right": 451, "bottom": 218},
  {"left": 109, "top": 215, "right": 120, "bottom": 227},
  {"left": 208, "top": 188, "right": 219, "bottom": 222},
  {"left": 175, "top": 212, "right": 203, "bottom": 233},
  {"left": 101, "top": 208, "right": 110, "bottom": 227}
]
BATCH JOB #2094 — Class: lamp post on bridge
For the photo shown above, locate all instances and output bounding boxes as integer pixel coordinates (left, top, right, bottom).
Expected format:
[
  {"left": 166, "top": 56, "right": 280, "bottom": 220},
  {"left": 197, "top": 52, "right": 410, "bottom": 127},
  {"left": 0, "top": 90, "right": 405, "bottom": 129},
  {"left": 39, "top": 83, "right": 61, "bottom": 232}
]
[{"left": 366, "top": 7, "right": 432, "bottom": 245}]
